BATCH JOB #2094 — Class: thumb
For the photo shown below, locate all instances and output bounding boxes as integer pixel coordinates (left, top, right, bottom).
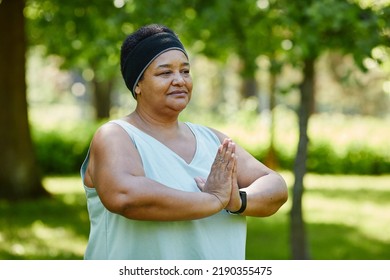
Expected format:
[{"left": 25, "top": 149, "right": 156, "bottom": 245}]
[{"left": 194, "top": 177, "right": 206, "bottom": 190}]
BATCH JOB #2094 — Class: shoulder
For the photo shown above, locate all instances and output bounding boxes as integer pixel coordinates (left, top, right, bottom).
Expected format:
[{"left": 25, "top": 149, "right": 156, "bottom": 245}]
[
  {"left": 89, "top": 121, "right": 138, "bottom": 160},
  {"left": 185, "top": 122, "right": 227, "bottom": 144},
  {"left": 84, "top": 121, "right": 136, "bottom": 188},
  {"left": 206, "top": 127, "right": 229, "bottom": 143},
  {"left": 91, "top": 121, "right": 128, "bottom": 146},
  {"left": 88, "top": 120, "right": 144, "bottom": 176}
]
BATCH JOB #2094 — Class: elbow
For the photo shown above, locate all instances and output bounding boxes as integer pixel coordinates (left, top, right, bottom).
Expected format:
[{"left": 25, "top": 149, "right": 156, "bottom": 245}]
[
  {"left": 113, "top": 192, "right": 142, "bottom": 218},
  {"left": 274, "top": 173, "right": 289, "bottom": 209},
  {"left": 262, "top": 196, "right": 287, "bottom": 217},
  {"left": 99, "top": 190, "right": 139, "bottom": 218},
  {"left": 278, "top": 174, "right": 289, "bottom": 205},
  {"left": 262, "top": 174, "right": 289, "bottom": 217}
]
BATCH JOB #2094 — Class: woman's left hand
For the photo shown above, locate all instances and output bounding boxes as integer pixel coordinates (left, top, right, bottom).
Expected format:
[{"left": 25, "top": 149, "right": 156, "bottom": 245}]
[{"left": 224, "top": 157, "right": 242, "bottom": 212}]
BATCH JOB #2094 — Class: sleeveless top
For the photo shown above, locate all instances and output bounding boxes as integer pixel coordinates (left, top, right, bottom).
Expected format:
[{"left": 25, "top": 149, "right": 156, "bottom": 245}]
[{"left": 80, "top": 120, "right": 246, "bottom": 260}]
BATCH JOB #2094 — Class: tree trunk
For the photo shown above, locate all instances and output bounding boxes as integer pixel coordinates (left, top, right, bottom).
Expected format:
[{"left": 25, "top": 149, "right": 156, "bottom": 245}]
[
  {"left": 240, "top": 77, "right": 257, "bottom": 100},
  {"left": 92, "top": 78, "right": 113, "bottom": 120},
  {"left": 290, "top": 58, "right": 315, "bottom": 259},
  {"left": 264, "top": 71, "right": 279, "bottom": 169},
  {"left": 0, "top": 0, "right": 48, "bottom": 200}
]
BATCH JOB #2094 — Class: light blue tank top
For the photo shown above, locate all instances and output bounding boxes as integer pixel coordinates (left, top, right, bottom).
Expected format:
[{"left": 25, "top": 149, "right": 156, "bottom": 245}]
[{"left": 80, "top": 120, "right": 246, "bottom": 260}]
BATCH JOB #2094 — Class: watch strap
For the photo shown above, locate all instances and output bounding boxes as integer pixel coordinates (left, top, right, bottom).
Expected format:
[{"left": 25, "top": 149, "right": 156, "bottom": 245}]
[{"left": 226, "top": 191, "right": 247, "bottom": 215}]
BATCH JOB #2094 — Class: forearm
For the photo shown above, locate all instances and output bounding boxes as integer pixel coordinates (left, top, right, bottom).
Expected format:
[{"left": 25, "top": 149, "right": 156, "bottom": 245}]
[
  {"left": 240, "top": 172, "right": 288, "bottom": 217},
  {"left": 100, "top": 176, "right": 223, "bottom": 221}
]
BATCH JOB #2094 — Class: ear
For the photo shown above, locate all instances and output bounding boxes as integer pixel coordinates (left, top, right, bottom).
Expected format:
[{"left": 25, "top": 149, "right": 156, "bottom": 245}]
[{"left": 135, "top": 85, "right": 141, "bottom": 95}]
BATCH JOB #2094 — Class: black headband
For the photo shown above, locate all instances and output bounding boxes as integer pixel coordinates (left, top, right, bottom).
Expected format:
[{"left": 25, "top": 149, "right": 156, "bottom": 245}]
[{"left": 122, "top": 32, "right": 187, "bottom": 98}]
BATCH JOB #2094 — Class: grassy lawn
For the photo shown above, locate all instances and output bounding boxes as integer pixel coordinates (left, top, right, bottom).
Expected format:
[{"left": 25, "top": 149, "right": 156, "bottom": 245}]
[
  {"left": 1, "top": 173, "right": 389, "bottom": 260},
  {"left": 0, "top": 177, "right": 88, "bottom": 259},
  {"left": 246, "top": 172, "right": 390, "bottom": 260}
]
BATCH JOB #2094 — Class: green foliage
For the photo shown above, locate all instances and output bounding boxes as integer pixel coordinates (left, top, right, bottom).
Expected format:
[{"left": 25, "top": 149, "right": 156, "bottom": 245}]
[
  {"left": 29, "top": 111, "right": 390, "bottom": 176},
  {"left": 306, "top": 141, "right": 390, "bottom": 175},
  {"left": 211, "top": 109, "right": 390, "bottom": 175},
  {"left": 244, "top": 141, "right": 390, "bottom": 175},
  {"left": 24, "top": 0, "right": 390, "bottom": 90},
  {"left": 26, "top": 0, "right": 127, "bottom": 78},
  {"left": 31, "top": 122, "right": 99, "bottom": 175},
  {"left": 277, "top": 0, "right": 389, "bottom": 66}
]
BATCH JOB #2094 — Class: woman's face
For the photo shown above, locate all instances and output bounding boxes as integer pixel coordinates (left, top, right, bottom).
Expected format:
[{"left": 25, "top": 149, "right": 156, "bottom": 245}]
[{"left": 135, "top": 50, "right": 193, "bottom": 114}]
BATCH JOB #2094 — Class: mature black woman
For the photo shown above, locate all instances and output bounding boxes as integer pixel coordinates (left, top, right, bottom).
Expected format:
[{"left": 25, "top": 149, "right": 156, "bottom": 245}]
[{"left": 80, "top": 24, "right": 288, "bottom": 260}]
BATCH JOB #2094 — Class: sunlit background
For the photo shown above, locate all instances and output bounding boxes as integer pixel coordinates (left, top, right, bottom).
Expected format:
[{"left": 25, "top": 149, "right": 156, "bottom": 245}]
[{"left": 0, "top": 0, "right": 389, "bottom": 260}]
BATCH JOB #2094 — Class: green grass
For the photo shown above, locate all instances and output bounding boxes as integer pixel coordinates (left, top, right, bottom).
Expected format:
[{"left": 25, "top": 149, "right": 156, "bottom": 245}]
[
  {"left": 0, "top": 177, "right": 88, "bottom": 259},
  {"left": 1, "top": 173, "right": 389, "bottom": 260},
  {"left": 246, "top": 173, "right": 390, "bottom": 260}
]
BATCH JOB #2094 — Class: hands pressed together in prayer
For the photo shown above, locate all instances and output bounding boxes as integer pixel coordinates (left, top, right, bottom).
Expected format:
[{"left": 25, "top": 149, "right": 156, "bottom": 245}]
[{"left": 194, "top": 138, "right": 243, "bottom": 213}]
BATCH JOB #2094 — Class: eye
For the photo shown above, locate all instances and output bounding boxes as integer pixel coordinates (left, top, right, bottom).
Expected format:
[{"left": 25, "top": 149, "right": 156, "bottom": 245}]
[
  {"left": 158, "top": 71, "right": 172, "bottom": 76},
  {"left": 181, "top": 69, "right": 190, "bottom": 75}
]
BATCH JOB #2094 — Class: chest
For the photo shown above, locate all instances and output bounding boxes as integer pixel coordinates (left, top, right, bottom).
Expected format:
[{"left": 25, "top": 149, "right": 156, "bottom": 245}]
[{"left": 158, "top": 131, "right": 196, "bottom": 164}]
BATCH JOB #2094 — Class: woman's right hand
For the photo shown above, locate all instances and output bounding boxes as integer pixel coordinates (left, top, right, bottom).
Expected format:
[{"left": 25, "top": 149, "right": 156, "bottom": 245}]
[{"left": 195, "top": 138, "right": 237, "bottom": 209}]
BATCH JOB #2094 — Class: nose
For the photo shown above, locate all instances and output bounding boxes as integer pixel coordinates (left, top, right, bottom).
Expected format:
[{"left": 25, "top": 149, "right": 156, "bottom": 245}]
[{"left": 172, "top": 72, "right": 185, "bottom": 86}]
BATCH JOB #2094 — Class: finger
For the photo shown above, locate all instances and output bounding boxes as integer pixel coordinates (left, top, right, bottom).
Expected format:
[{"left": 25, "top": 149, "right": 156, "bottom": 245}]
[
  {"left": 232, "top": 155, "right": 238, "bottom": 189},
  {"left": 194, "top": 177, "right": 206, "bottom": 190},
  {"left": 194, "top": 176, "right": 205, "bottom": 183},
  {"left": 210, "top": 147, "right": 222, "bottom": 170},
  {"left": 213, "top": 140, "right": 229, "bottom": 166},
  {"left": 222, "top": 141, "right": 236, "bottom": 165},
  {"left": 212, "top": 139, "right": 235, "bottom": 171},
  {"left": 231, "top": 141, "right": 236, "bottom": 154},
  {"left": 218, "top": 140, "right": 228, "bottom": 162},
  {"left": 225, "top": 152, "right": 236, "bottom": 172},
  {"left": 220, "top": 138, "right": 231, "bottom": 155}
]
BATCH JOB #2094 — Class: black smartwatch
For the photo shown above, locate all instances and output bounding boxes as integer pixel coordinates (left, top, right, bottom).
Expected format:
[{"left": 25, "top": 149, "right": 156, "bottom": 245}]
[{"left": 226, "top": 191, "right": 247, "bottom": 215}]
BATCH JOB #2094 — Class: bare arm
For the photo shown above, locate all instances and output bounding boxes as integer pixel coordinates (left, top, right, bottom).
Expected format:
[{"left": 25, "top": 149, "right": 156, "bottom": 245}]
[{"left": 84, "top": 123, "right": 236, "bottom": 221}]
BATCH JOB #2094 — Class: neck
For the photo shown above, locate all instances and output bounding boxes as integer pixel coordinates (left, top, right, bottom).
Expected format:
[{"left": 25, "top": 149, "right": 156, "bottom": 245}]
[{"left": 130, "top": 107, "right": 180, "bottom": 133}]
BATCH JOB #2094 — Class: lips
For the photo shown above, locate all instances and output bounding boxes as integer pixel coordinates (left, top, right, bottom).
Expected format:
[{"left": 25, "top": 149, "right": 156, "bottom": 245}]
[{"left": 168, "top": 90, "right": 187, "bottom": 96}]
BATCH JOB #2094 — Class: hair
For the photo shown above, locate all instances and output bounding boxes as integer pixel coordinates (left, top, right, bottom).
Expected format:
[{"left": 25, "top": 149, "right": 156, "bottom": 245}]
[{"left": 120, "top": 24, "right": 177, "bottom": 84}]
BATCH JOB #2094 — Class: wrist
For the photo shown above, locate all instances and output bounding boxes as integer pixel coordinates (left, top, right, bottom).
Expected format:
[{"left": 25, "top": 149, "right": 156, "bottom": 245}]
[
  {"left": 226, "top": 191, "right": 247, "bottom": 215},
  {"left": 204, "top": 192, "right": 225, "bottom": 213}
]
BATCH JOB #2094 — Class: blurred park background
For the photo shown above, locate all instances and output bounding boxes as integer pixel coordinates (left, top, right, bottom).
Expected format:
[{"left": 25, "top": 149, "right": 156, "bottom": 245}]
[{"left": 1, "top": 0, "right": 390, "bottom": 260}]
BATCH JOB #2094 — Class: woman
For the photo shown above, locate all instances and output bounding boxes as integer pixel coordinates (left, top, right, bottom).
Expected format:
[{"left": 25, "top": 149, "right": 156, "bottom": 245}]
[{"left": 80, "top": 24, "right": 288, "bottom": 260}]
